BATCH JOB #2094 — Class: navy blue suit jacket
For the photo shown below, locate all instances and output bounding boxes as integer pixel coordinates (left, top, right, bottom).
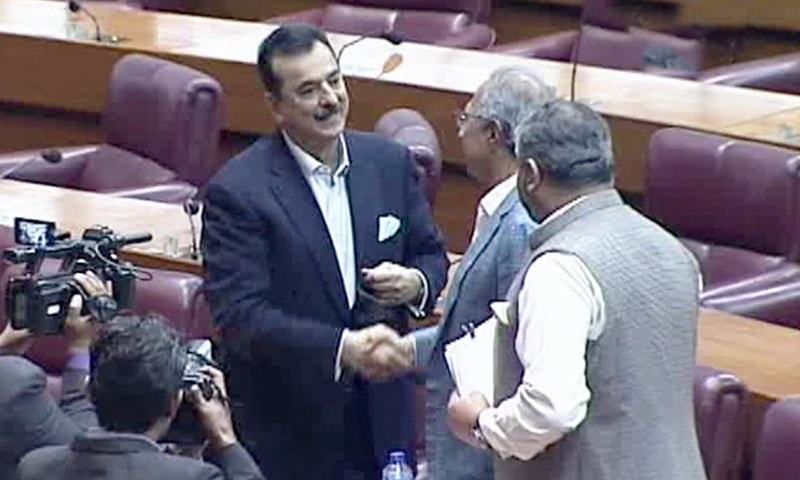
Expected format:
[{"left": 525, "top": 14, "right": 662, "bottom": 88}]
[{"left": 201, "top": 131, "right": 448, "bottom": 480}]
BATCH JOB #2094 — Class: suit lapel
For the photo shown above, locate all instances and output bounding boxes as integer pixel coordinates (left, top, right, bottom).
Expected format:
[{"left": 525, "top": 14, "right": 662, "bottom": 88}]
[
  {"left": 344, "top": 133, "right": 381, "bottom": 271},
  {"left": 267, "top": 137, "right": 349, "bottom": 318},
  {"left": 437, "top": 190, "right": 519, "bottom": 343}
]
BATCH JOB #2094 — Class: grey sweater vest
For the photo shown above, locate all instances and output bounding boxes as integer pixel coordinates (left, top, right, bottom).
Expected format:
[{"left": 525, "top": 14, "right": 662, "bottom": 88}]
[{"left": 494, "top": 190, "right": 707, "bottom": 480}]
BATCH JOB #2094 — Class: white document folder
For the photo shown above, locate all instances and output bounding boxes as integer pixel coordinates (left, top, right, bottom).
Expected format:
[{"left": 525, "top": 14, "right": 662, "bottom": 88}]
[{"left": 444, "top": 301, "right": 510, "bottom": 401}]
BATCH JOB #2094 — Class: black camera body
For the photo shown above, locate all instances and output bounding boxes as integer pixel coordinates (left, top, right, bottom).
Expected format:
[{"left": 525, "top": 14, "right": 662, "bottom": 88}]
[
  {"left": 165, "top": 339, "right": 219, "bottom": 445},
  {"left": 3, "top": 221, "right": 151, "bottom": 334}
]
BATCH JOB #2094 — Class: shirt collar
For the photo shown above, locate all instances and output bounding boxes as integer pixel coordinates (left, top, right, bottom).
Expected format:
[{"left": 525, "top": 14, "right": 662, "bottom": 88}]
[
  {"left": 540, "top": 195, "right": 589, "bottom": 228},
  {"left": 479, "top": 174, "right": 517, "bottom": 218},
  {"left": 282, "top": 131, "right": 350, "bottom": 179}
]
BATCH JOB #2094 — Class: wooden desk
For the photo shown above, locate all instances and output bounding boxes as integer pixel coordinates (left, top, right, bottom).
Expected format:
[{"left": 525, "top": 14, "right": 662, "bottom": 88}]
[
  {"left": 724, "top": 108, "right": 800, "bottom": 149},
  {"left": 1, "top": 0, "right": 799, "bottom": 194},
  {"left": 0, "top": 179, "right": 199, "bottom": 273}
]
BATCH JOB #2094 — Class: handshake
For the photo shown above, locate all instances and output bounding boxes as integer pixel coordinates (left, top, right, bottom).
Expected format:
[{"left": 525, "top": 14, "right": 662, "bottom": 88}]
[{"left": 340, "top": 324, "right": 416, "bottom": 381}]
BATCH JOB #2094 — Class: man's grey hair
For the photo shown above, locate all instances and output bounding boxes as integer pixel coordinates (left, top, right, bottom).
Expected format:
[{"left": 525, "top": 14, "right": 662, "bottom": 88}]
[
  {"left": 472, "top": 66, "right": 556, "bottom": 152},
  {"left": 514, "top": 100, "right": 615, "bottom": 187}
]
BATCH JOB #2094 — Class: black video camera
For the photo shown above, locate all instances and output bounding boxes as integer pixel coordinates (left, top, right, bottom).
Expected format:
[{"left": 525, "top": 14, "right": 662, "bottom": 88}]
[
  {"left": 165, "top": 339, "right": 221, "bottom": 445},
  {"left": 3, "top": 218, "right": 152, "bottom": 334}
]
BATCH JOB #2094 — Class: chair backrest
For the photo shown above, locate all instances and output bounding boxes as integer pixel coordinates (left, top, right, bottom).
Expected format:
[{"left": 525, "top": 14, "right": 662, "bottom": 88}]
[
  {"left": 577, "top": 25, "right": 704, "bottom": 73},
  {"left": 104, "top": 54, "right": 225, "bottom": 188},
  {"left": 374, "top": 108, "right": 442, "bottom": 208},
  {"left": 694, "top": 365, "right": 748, "bottom": 480},
  {"left": 753, "top": 398, "right": 800, "bottom": 480},
  {"left": 580, "top": 0, "right": 628, "bottom": 31},
  {"left": 319, "top": 4, "right": 475, "bottom": 45},
  {"left": 699, "top": 52, "right": 800, "bottom": 96},
  {"left": 645, "top": 128, "right": 800, "bottom": 261},
  {"left": 335, "top": 0, "right": 491, "bottom": 23}
]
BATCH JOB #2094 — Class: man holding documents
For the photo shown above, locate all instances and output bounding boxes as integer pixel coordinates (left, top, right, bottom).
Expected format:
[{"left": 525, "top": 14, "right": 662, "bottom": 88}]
[
  {"left": 401, "top": 66, "right": 553, "bottom": 480},
  {"left": 448, "top": 100, "right": 706, "bottom": 480},
  {"left": 202, "top": 24, "right": 448, "bottom": 480}
]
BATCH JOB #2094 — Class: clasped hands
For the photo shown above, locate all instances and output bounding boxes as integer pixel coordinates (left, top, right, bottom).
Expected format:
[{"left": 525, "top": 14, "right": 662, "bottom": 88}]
[{"left": 341, "top": 324, "right": 415, "bottom": 381}]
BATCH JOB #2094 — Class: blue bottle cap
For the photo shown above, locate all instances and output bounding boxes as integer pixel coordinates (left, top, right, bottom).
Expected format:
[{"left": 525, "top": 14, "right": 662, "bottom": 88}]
[{"left": 389, "top": 451, "right": 406, "bottom": 463}]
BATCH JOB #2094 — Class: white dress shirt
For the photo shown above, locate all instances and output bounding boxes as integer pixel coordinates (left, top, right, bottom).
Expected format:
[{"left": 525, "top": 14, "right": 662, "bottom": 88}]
[
  {"left": 283, "top": 132, "right": 429, "bottom": 380},
  {"left": 471, "top": 175, "right": 518, "bottom": 243},
  {"left": 477, "top": 197, "right": 607, "bottom": 460},
  {"left": 284, "top": 132, "right": 356, "bottom": 307}
]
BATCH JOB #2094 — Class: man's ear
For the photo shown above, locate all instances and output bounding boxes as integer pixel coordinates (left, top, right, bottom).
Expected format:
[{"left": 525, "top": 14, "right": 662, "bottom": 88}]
[
  {"left": 519, "top": 158, "right": 542, "bottom": 195},
  {"left": 264, "top": 91, "right": 284, "bottom": 123},
  {"left": 169, "top": 391, "right": 183, "bottom": 419}
]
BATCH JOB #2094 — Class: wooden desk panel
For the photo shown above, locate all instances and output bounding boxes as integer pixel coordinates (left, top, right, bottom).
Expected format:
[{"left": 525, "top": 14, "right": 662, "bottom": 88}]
[
  {"left": 723, "top": 108, "right": 800, "bottom": 149},
  {"left": 0, "top": 179, "right": 198, "bottom": 272},
  {"left": 1, "top": 0, "right": 800, "bottom": 195},
  {"left": 698, "top": 309, "right": 800, "bottom": 403}
]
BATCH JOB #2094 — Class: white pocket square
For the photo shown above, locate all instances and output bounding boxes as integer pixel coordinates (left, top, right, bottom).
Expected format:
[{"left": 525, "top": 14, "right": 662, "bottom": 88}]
[{"left": 378, "top": 214, "right": 401, "bottom": 242}]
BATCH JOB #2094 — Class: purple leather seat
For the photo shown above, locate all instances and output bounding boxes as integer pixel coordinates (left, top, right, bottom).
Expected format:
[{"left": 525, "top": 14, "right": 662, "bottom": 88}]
[
  {"left": 698, "top": 52, "right": 800, "bottom": 96},
  {"left": 0, "top": 226, "right": 212, "bottom": 398},
  {"left": 267, "top": 0, "right": 496, "bottom": 50},
  {"left": 752, "top": 398, "right": 800, "bottom": 480},
  {"left": 491, "top": 25, "right": 703, "bottom": 76},
  {"left": 0, "top": 54, "right": 225, "bottom": 204},
  {"left": 694, "top": 365, "right": 748, "bottom": 480},
  {"left": 645, "top": 128, "right": 800, "bottom": 328},
  {"left": 374, "top": 108, "right": 442, "bottom": 208}
]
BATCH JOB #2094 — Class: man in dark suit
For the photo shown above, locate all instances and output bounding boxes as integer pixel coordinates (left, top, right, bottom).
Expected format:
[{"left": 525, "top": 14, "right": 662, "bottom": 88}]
[
  {"left": 201, "top": 24, "right": 449, "bottom": 480},
  {"left": 0, "top": 272, "right": 103, "bottom": 480},
  {"left": 17, "top": 314, "right": 264, "bottom": 480}
]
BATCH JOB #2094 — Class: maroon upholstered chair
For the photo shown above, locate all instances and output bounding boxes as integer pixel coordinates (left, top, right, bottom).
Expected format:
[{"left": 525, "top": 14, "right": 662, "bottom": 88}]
[
  {"left": 0, "top": 54, "right": 225, "bottom": 204},
  {"left": 694, "top": 365, "right": 748, "bottom": 480},
  {"left": 491, "top": 25, "right": 703, "bottom": 76},
  {"left": 645, "top": 128, "right": 800, "bottom": 328},
  {"left": 752, "top": 398, "right": 800, "bottom": 480},
  {"left": 267, "top": 0, "right": 496, "bottom": 50},
  {"left": 374, "top": 108, "right": 442, "bottom": 208},
  {"left": 698, "top": 52, "right": 800, "bottom": 96}
]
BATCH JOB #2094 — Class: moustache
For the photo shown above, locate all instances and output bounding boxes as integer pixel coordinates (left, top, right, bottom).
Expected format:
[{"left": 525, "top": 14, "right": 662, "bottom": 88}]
[{"left": 314, "top": 105, "right": 341, "bottom": 122}]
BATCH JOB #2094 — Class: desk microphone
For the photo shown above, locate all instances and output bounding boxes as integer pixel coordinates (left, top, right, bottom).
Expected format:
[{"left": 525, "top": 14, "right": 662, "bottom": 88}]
[
  {"left": 0, "top": 150, "right": 63, "bottom": 180},
  {"left": 67, "top": 0, "right": 123, "bottom": 44},
  {"left": 336, "top": 31, "right": 404, "bottom": 68},
  {"left": 182, "top": 196, "right": 201, "bottom": 260},
  {"left": 570, "top": 29, "right": 583, "bottom": 102}
]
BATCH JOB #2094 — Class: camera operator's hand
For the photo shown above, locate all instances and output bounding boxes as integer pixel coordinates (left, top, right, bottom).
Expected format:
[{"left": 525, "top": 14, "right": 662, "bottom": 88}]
[
  {"left": 188, "top": 366, "right": 238, "bottom": 451},
  {"left": 65, "top": 272, "right": 109, "bottom": 351},
  {"left": 0, "top": 322, "right": 34, "bottom": 355}
]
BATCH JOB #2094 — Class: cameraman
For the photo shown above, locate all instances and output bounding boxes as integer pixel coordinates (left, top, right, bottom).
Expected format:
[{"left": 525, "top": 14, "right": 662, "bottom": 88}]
[
  {"left": 17, "top": 313, "right": 265, "bottom": 480},
  {"left": 0, "top": 272, "right": 106, "bottom": 480}
]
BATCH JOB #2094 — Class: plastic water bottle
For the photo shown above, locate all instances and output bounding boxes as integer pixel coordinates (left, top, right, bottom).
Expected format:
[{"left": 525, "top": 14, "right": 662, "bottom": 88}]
[{"left": 381, "top": 451, "right": 413, "bottom": 480}]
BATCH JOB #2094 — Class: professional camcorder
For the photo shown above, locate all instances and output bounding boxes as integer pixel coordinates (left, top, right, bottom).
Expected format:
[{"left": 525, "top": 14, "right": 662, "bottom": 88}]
[
  {"left": 165, "top": 339, "right": 221, "bottom": 445},
  {"left": 3, "top": 218, "right": 151, "bottom": 334}
]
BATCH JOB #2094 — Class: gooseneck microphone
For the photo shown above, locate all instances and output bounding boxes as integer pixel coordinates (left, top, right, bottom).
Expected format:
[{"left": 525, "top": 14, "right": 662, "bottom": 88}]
[
  {"left": 67, "top": 0, "right": 101, "bottom": 42},
  {"left": 182, "top": 196, "right": 201, "bottom": 260},
  {"left": 335, "top": 31, "right": 404, "bottom": 65},
  {"left": 0, "top": 150, "right": 63, "bottom": 181},
  {"left": 67, "top": 0, "right": 122, "bottom": 43},
  {"left": 570, "top": 29, "right": 583, "bottom": 102}
]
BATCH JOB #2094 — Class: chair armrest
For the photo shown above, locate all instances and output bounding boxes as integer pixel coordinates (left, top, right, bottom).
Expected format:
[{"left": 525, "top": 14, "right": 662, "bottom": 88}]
[
  {"left": 104, "top": 181, "right": 197, "bottom": 204},
  {"left": 489, "top": 30, "right": 579, "bottom": 60},
  {"left": 264, "top": 8, "right": 324, "bottom": 25},
  {"left": 434, "top": 23, "right": 496, "bottom": 50}
]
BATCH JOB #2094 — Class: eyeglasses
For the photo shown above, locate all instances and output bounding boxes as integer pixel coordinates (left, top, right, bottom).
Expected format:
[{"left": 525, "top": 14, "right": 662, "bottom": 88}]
[{"left": 454, "top": 109, "right": 493, "bottom": 129}]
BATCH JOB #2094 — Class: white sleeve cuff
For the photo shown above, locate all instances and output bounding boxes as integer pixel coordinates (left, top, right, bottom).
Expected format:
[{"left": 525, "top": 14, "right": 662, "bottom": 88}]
[
  {"left": 406, "top": 268, "right": 429, "bottom": 319},
  {"left": 334, "top": 328, "right": 350, "bottom": 382}
]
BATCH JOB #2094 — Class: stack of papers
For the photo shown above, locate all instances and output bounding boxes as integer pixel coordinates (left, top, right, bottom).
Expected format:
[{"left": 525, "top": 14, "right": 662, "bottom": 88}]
[{"left": 444, "top": 301, "right": 510, "bottom": 402}]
